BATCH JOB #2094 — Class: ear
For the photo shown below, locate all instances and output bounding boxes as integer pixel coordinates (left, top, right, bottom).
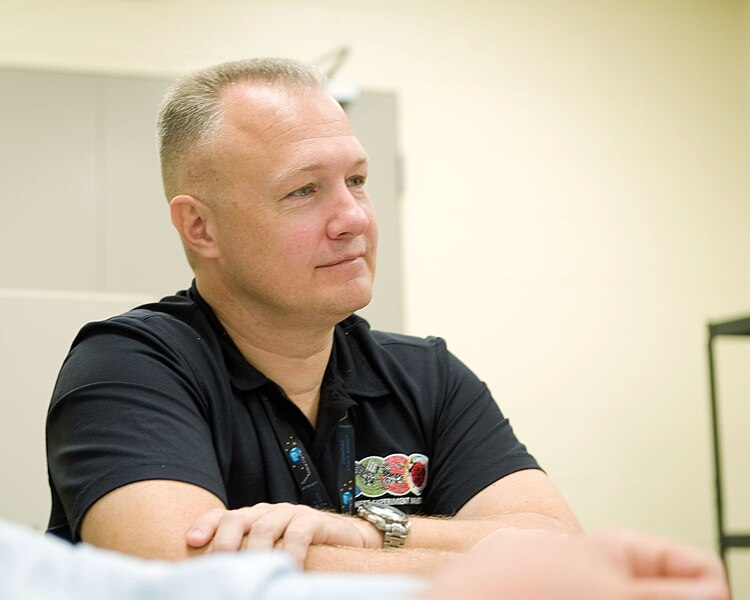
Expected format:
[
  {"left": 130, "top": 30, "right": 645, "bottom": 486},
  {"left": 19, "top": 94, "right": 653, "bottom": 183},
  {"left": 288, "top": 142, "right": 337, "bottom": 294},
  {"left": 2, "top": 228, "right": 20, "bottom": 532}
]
[{"left": 169, "top": 195, "right": 222, "bottom": 260}]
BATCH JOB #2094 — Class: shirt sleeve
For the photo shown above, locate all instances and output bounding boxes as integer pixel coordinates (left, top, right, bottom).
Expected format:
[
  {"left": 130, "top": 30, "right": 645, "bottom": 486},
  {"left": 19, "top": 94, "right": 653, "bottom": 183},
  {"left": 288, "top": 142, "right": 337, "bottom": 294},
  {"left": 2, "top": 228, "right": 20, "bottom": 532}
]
[
  {"left": 46, "top": 313, "right": 228, "bottom": 541},
  {"left": 421, "top": 339, "right": 541, "bottom": 515},
  {"left": 1, "top": 519, "right": 428, "bottom": 600}
]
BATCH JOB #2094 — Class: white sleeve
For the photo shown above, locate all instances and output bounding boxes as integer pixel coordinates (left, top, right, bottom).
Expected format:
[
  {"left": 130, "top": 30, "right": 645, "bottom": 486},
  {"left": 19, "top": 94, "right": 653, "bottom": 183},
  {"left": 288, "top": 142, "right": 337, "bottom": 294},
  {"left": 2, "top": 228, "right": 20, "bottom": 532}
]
[{"left": 0, "top": 519, "right": 427, "bottom": 600}]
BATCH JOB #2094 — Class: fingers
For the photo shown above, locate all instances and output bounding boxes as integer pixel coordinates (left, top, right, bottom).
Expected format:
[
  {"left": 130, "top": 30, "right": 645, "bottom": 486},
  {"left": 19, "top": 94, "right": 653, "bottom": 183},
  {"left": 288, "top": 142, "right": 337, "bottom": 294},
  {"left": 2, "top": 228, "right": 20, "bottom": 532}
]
[
  {"left": 185, "top": 504, "right": 274, "bottom": 551},
  {"left": 212, "top": 505, "right": 273, "bottom": 552},
  {"left": 243, "top": 504, "right": 318, "bottom": 565},
  {"left": 277, "top": 513, "right": 318, "bottom": 566},
  {"left": 595, "top": 531, "right": 726, "bottom": 581},
  {"left": 186, "top": 507, "right": 226, "bottom": 548},
  {"left": 184, "top": 503, "right": 367, "bottom": 564},
  {"left": 592, "top": 531, "right": 729, "bottom": 600},
  {"left": 250, "top": 504, "right": 362, "bottom": 565}
]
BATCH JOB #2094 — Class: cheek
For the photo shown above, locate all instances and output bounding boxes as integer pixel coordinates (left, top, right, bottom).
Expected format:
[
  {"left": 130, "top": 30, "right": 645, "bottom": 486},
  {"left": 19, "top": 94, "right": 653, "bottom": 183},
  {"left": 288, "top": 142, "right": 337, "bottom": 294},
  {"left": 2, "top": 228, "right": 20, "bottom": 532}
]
[
  {"left": 369, "top": 212, "right": 378, "bottom": 236},
  {"left": 276, "top": 221, "right": 321, "bottom": 263},
  {"left": 366, "top": 212, "right": 379, "bottom": 250},
  {"left": 222, "top": 222, "right": 261, "bottom": 259}
]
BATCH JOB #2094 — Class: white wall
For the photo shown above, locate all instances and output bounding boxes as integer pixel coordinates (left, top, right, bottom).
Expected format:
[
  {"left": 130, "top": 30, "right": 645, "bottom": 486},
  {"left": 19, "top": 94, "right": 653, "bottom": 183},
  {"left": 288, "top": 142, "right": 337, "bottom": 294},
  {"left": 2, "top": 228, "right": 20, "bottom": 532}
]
[
  {"left": 2, "top": 0, "right": 749, "bottom": 583},
  {"left": 0, "top": 290, "right": 153, "bottom": 530}
]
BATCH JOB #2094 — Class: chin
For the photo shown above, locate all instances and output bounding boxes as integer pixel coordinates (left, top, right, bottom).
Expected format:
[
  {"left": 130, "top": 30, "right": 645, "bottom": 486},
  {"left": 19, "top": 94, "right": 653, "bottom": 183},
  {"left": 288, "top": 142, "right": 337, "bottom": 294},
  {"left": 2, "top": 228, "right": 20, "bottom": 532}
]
[{"left": 330, "top": 289, "right": 373, "bottom": 321}]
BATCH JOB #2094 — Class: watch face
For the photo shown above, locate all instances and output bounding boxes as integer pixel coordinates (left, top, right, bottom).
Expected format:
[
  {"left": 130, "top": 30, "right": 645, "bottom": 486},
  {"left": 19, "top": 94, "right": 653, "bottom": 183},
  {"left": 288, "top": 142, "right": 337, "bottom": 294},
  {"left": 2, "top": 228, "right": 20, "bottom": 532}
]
[{"left": 365, "top": 502, "right": 408, "bottom": 522}]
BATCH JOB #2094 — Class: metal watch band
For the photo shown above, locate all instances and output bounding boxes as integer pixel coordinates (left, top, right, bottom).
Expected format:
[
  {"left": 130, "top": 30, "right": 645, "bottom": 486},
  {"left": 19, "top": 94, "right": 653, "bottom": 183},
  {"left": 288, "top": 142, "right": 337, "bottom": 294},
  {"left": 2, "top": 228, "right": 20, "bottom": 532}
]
[
  {"left": 356, "top": 502, "right": 411, "bottom": 549},
  {"left": 383, "top": 522, "right": 409, "bottom": 548}
]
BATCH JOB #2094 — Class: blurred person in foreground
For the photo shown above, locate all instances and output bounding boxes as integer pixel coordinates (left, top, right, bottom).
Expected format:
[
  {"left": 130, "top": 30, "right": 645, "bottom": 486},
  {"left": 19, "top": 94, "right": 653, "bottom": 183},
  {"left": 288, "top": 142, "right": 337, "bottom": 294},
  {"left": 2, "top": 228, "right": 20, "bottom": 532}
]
[{"left": 2, "top": 518, "right": 728, "bottom": 600}]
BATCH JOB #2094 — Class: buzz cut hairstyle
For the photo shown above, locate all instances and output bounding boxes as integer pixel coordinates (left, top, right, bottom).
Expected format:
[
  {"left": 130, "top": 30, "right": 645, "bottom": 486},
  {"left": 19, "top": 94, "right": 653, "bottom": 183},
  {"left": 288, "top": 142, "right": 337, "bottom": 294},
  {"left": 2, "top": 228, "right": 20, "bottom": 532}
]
[{"left": 157, "top": 57, "right": 326, "bottom": 200}]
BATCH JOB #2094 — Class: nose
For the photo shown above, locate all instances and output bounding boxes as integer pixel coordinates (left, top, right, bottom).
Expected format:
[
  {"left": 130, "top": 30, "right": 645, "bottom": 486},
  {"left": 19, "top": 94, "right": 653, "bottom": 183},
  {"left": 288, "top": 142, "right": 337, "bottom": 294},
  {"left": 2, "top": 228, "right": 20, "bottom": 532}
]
[{"left": 326, "top": 182, "right": 371, "bottom": 239}]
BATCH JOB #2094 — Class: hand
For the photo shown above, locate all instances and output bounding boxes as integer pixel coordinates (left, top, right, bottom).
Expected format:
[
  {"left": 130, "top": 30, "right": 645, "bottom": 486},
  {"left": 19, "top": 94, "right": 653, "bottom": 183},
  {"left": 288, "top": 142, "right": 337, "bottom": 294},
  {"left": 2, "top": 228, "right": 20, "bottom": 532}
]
[
  {"left": 185, "top": 503, "right": 381, "bottom": 565},
  {"left": 424, "top": 528, "right": 729, "bottom": 600},
  {"left": 591, "top": 530, "right": 729, "bottom": 599}
]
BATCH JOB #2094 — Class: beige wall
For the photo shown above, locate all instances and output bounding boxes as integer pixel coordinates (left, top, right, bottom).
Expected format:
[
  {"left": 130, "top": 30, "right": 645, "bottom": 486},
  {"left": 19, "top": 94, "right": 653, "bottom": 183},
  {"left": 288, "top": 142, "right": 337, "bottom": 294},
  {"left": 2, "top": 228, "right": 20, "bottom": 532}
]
[
  {"left": 0, "top": 290, "right": 153, "bottom": 531},
  {"left": 1, "top": 0, "right": 749, "bottom": 585}
]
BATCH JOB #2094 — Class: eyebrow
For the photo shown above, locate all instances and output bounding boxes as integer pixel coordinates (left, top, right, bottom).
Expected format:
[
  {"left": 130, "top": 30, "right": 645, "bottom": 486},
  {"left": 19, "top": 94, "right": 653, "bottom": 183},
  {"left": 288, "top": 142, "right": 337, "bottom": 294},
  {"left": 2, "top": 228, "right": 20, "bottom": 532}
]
[{"left": 271, "top": 156, "right": 368, "bottom": 187}]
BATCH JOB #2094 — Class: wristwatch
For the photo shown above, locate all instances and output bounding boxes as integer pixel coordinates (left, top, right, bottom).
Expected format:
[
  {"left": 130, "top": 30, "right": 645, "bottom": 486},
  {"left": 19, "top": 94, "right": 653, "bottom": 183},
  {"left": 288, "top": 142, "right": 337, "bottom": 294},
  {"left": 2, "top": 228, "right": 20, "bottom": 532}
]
[{"left": 356, "top": 501, "right": 411, "bottom": 549}]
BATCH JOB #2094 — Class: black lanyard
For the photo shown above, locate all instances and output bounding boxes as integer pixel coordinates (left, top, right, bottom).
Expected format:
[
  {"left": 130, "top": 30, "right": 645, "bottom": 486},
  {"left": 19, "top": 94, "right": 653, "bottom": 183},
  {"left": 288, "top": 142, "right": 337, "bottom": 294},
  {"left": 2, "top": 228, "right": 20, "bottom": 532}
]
[{"left": 260, "top": 388, "right": 356, "bottom": 515}]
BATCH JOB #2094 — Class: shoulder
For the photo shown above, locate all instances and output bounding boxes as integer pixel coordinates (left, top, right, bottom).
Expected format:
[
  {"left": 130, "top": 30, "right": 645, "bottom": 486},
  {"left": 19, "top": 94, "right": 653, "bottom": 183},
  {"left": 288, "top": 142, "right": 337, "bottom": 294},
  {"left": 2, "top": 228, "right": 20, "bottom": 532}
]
[
  {"left": 54, "top": 290, "right": 224, "bottom": 395},
  {"left": 333, "top": 315, "right": 458, "bottom": 396},
  {"left": 72, "top": 289, "right": 216, "bottom": 351},
  {"left": 338, "top": 315, "right": 448, "bottom": 357},
  {"left": 335, "top": 315, "right": 451, "bottom": 374}
]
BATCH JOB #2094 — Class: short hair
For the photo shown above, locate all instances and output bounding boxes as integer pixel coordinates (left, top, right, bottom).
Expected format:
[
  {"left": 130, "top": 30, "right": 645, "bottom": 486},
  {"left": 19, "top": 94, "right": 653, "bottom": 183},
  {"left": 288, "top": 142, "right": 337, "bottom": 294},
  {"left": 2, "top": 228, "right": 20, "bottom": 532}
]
[{"left": 157, "top": 57, "right": 325, "bottom": 200}]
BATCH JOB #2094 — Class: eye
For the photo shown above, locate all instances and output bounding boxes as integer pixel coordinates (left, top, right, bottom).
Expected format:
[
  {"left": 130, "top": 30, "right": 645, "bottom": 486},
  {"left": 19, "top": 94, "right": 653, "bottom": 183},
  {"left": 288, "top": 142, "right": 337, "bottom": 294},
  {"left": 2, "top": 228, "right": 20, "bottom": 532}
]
[
  {"left": 347, "top": 175, "right": 366, "bottom": 188},
  {"left": 288, "top": 185, "right": 315, "bottom": 198}
]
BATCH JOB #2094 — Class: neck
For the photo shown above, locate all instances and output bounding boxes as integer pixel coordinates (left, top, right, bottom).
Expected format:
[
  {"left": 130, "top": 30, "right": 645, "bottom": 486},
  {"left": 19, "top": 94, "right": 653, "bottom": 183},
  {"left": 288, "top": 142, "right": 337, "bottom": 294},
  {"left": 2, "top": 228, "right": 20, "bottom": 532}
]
[{"left": 198, "top": 281, "right": 336, "bottom": 426}]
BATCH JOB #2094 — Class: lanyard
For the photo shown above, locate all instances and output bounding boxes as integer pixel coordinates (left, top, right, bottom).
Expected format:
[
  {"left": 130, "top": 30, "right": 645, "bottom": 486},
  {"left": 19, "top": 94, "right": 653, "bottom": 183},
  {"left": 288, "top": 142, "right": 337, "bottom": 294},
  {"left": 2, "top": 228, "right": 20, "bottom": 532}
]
[{"left": 261, "top": 388, "right": 356, "bottom": 515}]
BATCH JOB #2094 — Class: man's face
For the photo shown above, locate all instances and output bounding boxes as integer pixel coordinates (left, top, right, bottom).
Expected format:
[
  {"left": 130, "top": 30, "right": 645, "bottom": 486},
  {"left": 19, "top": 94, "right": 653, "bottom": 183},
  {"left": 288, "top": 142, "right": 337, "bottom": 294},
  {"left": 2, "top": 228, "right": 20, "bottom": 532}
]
[{"left": 198, "top": 83, "right": 377, "bottom": 326}]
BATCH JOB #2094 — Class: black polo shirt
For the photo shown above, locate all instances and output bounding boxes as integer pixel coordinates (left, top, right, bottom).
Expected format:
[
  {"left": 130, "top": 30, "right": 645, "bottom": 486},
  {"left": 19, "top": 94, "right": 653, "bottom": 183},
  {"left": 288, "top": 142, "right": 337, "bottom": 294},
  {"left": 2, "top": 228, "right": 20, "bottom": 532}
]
[{"left": 46, "top": 282, "right": 539, "bottom": 542}]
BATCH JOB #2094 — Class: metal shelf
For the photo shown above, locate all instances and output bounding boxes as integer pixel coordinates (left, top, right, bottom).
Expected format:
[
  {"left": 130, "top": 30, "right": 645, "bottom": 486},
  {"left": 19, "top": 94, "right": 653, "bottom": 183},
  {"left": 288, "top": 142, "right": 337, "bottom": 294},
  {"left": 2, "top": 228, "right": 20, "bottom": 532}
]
[{"left": 707, "top": 315, "right": 750, "bottom": 567}]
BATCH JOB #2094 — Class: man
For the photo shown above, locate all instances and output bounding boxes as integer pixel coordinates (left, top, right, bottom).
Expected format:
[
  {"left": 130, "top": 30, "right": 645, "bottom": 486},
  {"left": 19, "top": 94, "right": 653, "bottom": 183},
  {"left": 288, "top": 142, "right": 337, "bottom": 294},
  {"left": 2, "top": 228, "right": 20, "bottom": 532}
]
[
  {"left": 2, "top": 518, "right": 729, "bottom": 600},
  {"left": 46, "top": 57, "right": 580, "bottom": 571}
]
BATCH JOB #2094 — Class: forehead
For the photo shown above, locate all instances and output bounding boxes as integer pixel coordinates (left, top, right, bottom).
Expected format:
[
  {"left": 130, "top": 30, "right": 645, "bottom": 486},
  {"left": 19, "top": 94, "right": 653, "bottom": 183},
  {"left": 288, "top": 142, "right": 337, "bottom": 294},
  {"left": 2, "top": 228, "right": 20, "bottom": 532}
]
[{"left": 217, "top": 82, "right": 359, "bottom": 158}]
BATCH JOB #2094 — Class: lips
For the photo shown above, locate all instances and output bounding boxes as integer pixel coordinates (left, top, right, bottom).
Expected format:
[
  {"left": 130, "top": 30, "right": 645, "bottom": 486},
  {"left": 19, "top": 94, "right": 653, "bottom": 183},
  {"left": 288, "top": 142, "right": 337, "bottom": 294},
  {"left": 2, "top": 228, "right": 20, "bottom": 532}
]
[{"left": 319, "top": 251, "right": 365, "bottom": 268}]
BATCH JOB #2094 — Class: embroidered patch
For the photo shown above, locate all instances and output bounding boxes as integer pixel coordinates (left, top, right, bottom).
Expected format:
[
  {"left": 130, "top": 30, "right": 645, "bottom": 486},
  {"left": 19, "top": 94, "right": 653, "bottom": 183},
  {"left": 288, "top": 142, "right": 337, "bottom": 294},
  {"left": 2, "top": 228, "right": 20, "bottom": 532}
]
[
  {"left": 355, "top": 453, "right": 429, "bottom": 499},
  {"left": 406, "top": 453, "right": 429, "bottom": 495}
]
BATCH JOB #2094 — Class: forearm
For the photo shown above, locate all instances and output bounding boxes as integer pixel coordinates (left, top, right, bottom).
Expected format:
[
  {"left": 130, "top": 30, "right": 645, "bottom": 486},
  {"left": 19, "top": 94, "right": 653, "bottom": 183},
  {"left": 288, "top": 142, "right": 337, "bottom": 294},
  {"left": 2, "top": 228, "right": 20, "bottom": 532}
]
[
  {"left": 314, "top": 470, "right": 582, "bottom": 559},
  {"left": 405, "top": 510, "right": 582, "bottom": 552},
  {"left": 180, "top": 470, "right": 582, "bottom": 571},
  {"left": 304, "top": 544, "right": 456, "bottom": 576},
  {"left": 302, "top": 506, "right": 581, "bottom": 575}
]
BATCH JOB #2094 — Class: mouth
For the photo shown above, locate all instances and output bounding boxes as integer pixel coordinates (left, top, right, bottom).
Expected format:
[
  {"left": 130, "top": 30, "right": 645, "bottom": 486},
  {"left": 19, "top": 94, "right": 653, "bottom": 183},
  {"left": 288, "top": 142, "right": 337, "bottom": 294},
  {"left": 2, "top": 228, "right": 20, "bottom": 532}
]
[{"left": 318, "top": 253, "right": 365, "bottom": 268}]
